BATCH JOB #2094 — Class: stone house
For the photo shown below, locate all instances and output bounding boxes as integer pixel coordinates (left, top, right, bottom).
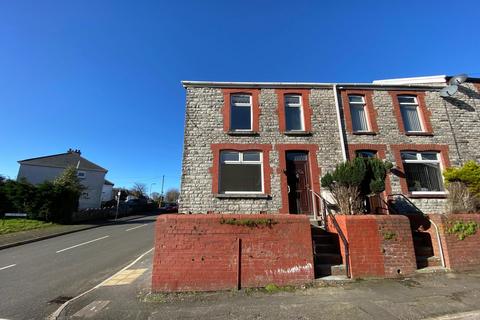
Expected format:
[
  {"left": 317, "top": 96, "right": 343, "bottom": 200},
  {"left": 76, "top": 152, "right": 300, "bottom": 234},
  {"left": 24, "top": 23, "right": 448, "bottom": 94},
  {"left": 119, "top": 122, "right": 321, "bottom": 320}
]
[
  {"left": 17, "top": 149, "right": 109, "bottom": 209},
  {"left": 178, "top": 75, "right": 480, "bottom": 217}
]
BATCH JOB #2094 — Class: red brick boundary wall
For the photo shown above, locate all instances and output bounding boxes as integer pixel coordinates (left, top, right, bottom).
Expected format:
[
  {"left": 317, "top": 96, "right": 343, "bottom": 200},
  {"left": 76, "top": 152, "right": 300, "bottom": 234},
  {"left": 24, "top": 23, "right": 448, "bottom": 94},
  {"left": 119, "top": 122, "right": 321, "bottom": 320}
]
[
  {"left": 152, "top": 214, "right": 314, "bottom": 292},
  {"left": 428, "top": 214, "right": 480, "bottom": 271},
  {"left": 327, "top": 215, "right": 417, "bottom": 278}
]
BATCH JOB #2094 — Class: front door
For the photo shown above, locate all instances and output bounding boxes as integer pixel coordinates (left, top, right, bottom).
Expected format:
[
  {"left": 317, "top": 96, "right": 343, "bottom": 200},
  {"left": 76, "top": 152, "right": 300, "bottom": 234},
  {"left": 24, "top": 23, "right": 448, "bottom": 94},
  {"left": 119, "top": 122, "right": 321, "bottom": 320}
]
[{"left": 286, "top": 151, "right": 311, "bottom": 214}]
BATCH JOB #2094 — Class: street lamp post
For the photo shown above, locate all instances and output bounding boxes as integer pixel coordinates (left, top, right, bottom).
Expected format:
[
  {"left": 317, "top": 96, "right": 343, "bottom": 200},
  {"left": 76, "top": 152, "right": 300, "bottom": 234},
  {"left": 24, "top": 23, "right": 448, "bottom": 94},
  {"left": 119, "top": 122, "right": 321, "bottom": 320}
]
[{"left": 149, "top": 183, "right": 156, "bottom": 198}]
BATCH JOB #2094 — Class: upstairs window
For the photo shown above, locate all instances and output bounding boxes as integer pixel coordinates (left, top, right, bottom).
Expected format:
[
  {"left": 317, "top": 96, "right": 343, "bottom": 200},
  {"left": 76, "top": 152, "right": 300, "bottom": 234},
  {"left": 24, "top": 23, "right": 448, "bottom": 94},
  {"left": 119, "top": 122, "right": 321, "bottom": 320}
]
[
  {"left": 348, "top": 95, "right": 369, "bottom": 132},
  {"left": 230, "top": 94, "right": 252, "bottom": 131},
  {"left": 219, "top": 151, "right": 263, "bottom": 193},
  {"left": 401, "top": 151, "right": 444, "bottom": 193},
  {"left": 77, "top": 171, "right": 86, "bottom": 179},
  {"left": 398, "top": 96, "right": 423, "bottom": 132},
  {"left": 284, "top": 94, "right": 304, "bottom": 131}
]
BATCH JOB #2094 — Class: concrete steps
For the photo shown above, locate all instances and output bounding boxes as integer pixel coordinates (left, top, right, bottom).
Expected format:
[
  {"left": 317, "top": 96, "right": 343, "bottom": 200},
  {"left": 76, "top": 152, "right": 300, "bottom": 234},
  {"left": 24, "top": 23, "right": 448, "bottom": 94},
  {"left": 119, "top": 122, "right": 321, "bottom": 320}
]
[{"left": 311, "top": 226, "right": 346, "bottom": 278}]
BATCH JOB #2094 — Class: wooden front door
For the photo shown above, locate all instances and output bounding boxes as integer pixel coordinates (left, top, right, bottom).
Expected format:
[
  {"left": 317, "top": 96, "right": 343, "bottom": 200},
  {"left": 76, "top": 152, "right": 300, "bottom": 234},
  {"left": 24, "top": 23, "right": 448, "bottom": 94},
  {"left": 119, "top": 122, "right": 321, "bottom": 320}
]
[{"left": 286, "top": 151, "right": 311, "bottom": 214}]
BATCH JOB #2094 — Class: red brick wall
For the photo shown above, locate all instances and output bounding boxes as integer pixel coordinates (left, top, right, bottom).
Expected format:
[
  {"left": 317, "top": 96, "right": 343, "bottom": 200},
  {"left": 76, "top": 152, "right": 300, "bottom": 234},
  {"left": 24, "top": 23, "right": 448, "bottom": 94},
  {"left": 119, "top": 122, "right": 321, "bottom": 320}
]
[
  {"left": 428, "top": 214, "right": 480, "bottom": 271},
  {"left": 152, "top": 214, "right": 314, "bottom": 292},
  {"left": 328, "top": 215, "right": 416, "bottom": 278}
]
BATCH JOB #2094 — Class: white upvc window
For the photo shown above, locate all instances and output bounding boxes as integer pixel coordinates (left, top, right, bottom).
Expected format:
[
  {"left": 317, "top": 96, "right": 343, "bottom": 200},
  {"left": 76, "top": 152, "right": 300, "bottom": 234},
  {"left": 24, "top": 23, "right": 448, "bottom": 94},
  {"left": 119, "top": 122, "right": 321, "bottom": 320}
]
[
  {"left": 348, "top": 95, "right": 369, "bottom": 132},
  {"left": 219, "top": 151, "right": 263, "bottom": 194},
  {"left": 77, "top": 171, "right": 86, "bottom": 179},
  {"left": 284, "top": 94, "right": 304, "bottom": 131},
  {"left": 398, "top": 96, "right": 423, "bottom": 133},
  {"left": 401, "top": 151, "right": 445, "bottom": 195},
  {"left": 230, "top": 94, "right": 253, "bottom": 131}
]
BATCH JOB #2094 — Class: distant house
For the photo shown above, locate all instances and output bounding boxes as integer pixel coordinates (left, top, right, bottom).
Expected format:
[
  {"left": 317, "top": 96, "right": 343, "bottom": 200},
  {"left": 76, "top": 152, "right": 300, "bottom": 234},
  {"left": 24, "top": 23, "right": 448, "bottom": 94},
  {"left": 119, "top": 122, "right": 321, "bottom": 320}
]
[
  {"left": 17, "top": 149, "right": 108, "bottom": 209},
  {"left": 101, "top": 179, "right": 115, "bottom": 203}
]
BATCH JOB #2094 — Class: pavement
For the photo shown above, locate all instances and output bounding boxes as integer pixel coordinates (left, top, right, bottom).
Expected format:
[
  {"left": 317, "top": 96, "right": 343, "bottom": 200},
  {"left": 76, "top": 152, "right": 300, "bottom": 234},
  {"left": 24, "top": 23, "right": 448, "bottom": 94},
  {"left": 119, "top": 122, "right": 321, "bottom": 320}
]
[
  {"left": 0, "top": 213, "right": 155, "bottom": 250},
  {"left": 0, "top": 213, "right": 159, "bottom": 320},
  {"left": 57, "top": 251, "right": 480, "bottom": 320}
]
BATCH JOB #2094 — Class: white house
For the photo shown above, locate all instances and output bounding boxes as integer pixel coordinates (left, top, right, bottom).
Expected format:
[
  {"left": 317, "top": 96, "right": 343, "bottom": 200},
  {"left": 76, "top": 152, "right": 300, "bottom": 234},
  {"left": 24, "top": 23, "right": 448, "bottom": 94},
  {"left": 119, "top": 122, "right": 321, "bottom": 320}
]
[
  {"left": 17, "top": 149, "right": 109, "bottom": 209},
  {"left": 101, "top": 179, "right": 115, "bottom": 202}
]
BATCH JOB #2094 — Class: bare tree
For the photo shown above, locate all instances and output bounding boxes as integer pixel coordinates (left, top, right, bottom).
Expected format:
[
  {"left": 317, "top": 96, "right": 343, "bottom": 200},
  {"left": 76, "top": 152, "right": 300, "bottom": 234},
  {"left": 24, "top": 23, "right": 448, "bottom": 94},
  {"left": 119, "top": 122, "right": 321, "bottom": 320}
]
[
  {"left": 130, "top": 182, "right": 147, "bottom": 198},
  {"left": 165, "top": 188, "right": 180, "bottom": 203},
  {"left": 150, "top": 192, "right": 161, "bottom": 201}
]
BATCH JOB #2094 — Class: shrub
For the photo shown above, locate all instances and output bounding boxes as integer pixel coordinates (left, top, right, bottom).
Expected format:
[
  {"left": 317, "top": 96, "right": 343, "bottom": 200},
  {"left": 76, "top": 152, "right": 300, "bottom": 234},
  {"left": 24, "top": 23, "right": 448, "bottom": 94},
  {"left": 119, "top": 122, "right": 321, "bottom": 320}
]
[
  {"left": 443, "top": 161, "right": 480, "bottom": 213},
  {"left": 321, "top": 157, "right": 392, "bottom": 215},
  {"left": 0, "top": 166, "right": 83, "bottom": 223}
]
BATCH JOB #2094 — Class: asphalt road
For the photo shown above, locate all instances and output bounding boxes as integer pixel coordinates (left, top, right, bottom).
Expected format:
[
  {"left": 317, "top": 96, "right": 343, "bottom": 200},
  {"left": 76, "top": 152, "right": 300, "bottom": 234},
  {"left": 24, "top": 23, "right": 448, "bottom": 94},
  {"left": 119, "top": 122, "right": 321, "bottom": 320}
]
[{"left": 0, "top": 214, "right": 158, "bottom": 320}]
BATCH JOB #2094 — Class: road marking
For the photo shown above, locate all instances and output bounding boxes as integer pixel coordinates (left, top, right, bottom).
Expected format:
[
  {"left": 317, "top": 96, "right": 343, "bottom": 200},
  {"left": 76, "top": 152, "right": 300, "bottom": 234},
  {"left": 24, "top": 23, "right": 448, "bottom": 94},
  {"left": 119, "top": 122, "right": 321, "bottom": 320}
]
[
  {"left": 56, "top": 236, "right": 109, "bottom": 253},
  {"left": 125, "top": 223, "right": 148, "bottom": 232},
  {"left": 0, "top": 264, "right": 16, "bottom": 271},
  {"left": 101, "top": 268, "right": 147, "bottom": 286},
  {"left": 72, "top": 300, "right": 110, "bottom": 318},
  {"left": 49, "top": 247, "right": 154, "bottom": 320}
]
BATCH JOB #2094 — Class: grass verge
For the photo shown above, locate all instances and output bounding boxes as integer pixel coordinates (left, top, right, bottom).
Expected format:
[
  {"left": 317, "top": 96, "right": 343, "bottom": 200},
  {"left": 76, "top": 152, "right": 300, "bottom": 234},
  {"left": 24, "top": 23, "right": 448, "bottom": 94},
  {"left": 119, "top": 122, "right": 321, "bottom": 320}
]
[{"left": 0, "top": 219, "right": 57, "bottom": 235}]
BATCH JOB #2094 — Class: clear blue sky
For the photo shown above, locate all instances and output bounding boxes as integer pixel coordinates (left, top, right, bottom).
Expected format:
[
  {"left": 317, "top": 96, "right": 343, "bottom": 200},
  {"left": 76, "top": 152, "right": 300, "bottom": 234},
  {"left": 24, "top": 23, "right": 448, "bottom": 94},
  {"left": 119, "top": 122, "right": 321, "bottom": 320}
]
[{"left": 0, "top": 0, "right": 478, "bottom": 193}]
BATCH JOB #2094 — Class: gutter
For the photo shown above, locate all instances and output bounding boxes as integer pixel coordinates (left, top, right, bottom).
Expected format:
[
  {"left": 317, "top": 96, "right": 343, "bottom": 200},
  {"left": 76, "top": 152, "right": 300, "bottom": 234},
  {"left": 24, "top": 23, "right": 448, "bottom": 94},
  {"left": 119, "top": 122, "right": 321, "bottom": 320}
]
[{"left": 181, "top": 80, "right": 444, "bottom": 91}]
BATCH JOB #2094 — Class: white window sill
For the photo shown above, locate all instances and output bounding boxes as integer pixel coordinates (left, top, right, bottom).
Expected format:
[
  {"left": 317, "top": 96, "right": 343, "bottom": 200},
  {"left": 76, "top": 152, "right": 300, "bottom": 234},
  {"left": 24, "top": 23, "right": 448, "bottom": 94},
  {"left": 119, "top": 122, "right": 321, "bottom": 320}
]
[
  {"left": 215, "top": 193, "right": 270, "bottom": 199},
  {"left": 408, "top": 191, "right": 447, "bottom": 198}
]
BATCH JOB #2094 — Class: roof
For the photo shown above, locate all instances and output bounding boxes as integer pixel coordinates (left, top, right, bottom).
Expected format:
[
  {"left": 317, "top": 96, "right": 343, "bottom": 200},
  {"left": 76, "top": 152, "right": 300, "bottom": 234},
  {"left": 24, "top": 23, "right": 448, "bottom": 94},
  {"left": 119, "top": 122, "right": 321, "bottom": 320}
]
[
  {"left": 104, "top": 179, "right": 114, "bottom": 186},
  {"left": 18, "top": 152, "right": 108, "bottom": 173}
]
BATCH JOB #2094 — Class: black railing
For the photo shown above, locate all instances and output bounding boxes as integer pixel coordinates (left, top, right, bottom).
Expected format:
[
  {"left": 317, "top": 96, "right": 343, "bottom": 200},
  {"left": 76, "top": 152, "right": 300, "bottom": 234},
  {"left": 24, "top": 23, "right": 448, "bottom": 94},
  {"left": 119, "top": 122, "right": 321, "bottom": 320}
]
[
  {"left": 322, "top": 198, "right": 351, "bottom": 278},
  {"left": 387, "top": 194, "right": 424, "bottom": 216}
]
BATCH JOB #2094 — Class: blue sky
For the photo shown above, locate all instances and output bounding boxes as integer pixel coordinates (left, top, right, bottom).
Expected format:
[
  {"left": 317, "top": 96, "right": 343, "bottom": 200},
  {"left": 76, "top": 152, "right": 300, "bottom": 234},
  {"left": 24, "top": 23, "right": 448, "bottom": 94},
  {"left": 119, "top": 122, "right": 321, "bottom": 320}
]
[{"left": 0, "top": 0, "right": 478, "bottom": 193}]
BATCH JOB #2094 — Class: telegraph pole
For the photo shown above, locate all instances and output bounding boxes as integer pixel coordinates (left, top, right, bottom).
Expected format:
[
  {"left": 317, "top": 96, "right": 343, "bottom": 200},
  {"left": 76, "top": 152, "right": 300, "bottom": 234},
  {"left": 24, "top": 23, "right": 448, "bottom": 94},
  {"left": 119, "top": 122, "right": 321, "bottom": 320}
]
[{"left": 160, "top": 175, "right": 165, "bottom": 205}]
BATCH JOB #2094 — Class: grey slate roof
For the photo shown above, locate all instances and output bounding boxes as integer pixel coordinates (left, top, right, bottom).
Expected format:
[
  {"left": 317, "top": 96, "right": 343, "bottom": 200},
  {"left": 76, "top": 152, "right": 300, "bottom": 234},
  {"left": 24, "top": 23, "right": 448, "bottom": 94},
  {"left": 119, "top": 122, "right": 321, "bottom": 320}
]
[{"left": 18, "top": 152, "right": 108, "bottom": 173}]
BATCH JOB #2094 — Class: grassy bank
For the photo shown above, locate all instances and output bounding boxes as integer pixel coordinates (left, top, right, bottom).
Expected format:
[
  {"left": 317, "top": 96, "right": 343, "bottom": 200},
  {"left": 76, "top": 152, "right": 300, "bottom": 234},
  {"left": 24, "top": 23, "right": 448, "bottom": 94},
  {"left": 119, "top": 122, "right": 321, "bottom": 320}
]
[{"left": 0, "top": 219, "right": 57, "bottom": 235}]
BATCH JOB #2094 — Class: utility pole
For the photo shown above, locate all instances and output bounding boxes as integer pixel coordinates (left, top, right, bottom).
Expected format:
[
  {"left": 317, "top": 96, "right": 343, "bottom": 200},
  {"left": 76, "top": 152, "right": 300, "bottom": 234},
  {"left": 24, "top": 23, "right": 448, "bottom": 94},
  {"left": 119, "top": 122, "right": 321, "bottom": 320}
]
[{"left": 160, "top": 175, "right": 165, "bottom": 205}]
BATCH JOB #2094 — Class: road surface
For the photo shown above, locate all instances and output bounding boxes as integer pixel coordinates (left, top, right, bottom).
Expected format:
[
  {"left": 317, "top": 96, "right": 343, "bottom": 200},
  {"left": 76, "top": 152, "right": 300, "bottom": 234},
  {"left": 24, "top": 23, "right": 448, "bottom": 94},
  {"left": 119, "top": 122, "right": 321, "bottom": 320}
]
[{"left": 0, "top": 214, "right": 158, "bottom": 320}]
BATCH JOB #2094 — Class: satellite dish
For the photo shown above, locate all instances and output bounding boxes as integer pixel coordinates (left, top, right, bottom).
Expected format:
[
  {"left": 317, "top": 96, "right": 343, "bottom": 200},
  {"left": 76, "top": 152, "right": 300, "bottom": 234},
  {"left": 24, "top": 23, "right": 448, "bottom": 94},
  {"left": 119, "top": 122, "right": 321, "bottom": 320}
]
[
  {"left": 448, "top": 74, "right": 468, "bottom": 85},
  {"left": 440, "top": 84, "right": 458, "bottom": 97}
]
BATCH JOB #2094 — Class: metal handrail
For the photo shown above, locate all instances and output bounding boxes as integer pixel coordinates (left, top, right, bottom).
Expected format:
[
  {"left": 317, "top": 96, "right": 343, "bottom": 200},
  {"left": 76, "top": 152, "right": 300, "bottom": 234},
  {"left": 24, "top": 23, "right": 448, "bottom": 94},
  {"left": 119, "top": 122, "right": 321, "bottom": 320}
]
[
  {"left": 326, "top": 203, "right": 351, "bottom": 279},
  {"left": 387, "top": 193, "right": 423, "bottom": 215},
  {"left": 308, "top": 188, "right": 351, "bottom": 278}
]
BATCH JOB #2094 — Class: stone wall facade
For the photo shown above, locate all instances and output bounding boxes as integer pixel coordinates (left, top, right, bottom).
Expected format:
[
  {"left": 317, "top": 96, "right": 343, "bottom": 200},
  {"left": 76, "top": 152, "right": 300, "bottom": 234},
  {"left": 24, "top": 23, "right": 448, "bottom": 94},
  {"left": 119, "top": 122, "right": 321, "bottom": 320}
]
[{"left": 179, "top": 81, "right": 480, "bottom": 215}]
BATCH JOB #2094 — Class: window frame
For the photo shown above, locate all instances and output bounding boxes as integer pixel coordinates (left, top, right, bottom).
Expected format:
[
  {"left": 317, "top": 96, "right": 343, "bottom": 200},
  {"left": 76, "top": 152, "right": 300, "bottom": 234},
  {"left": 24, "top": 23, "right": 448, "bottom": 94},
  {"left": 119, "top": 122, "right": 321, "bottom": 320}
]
[
  {"left": 348, "top": 95, "right": 371, "bottom": 133},
  {"left": 222, "top": 89, "right": 260, "bottom": 134},
  {"left": 77, "top": 171, "right": 86, "bottom": 179},
  {"left": 389, "top": 91, "right": 433, "bottom": 135},
  {"left": 398, "top": 95, "right": 425, "bottom": 133},
  {"left": 276, "top": 89, "right": 312, "bottom": 134},
  {"left": 284, "top": 94, "right": 305, "bottom": 132},
  {"left": 230, "top": 94, "right": 253, "bottom": 132},
  {"left": 391, "top": 144, "right": 450, "bottom": 198},
  {"left": 210, "top": 144, "right": 272, "bottom": 197},
  {"left": 401, "top": 151, "right": 445, "bottom": 195},
  {"left": 219, "top": 150, "right": 264, "bottom": 194},
  {"left": 341, "top": 90, "right": 378, "bottom": 134}
]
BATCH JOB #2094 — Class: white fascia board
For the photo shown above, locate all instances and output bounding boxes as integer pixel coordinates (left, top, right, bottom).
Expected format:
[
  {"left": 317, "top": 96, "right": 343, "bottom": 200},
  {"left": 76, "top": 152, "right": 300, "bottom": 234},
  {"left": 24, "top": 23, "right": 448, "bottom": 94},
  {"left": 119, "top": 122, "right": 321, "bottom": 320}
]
[{"left": 372, "top": 75, "right": 447, "bottom": 85}]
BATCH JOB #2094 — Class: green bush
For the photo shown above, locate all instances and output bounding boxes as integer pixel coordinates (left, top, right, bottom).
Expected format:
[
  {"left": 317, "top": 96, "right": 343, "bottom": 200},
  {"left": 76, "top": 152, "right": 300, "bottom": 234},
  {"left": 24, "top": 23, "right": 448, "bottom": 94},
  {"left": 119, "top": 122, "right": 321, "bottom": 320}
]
[
  {"left": 0, "top": 166, "right": 83, "bottom": 223},
  {"left": 443, "top": 161, "right": 480, "bottom": 213},
  {"left": 321, "top": 157, "right": 392, "bottom": 214},
  {"left": 444, "top": 161, "right": 480, "bottom": 196}
]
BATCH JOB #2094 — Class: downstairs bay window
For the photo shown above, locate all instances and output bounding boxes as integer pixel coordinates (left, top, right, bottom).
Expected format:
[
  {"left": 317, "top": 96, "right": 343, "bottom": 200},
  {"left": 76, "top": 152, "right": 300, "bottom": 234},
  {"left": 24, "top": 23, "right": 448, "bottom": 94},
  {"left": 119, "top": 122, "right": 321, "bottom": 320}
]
[{"left": 401, "top": 151, "right": 445, "bottom": 194}]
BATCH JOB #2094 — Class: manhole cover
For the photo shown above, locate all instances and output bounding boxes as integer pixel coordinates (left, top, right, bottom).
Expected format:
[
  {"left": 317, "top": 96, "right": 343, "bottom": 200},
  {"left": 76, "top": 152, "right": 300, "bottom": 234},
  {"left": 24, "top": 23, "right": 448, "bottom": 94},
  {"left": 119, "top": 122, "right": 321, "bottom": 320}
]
[{"left": 49, "top": 296, "right": 73, "bottom": 304}]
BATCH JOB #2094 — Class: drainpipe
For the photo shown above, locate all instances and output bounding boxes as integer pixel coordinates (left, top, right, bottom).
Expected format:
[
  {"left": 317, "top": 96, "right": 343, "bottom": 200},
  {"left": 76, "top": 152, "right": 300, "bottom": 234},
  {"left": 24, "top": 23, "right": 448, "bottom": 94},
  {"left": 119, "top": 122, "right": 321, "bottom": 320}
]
[{"left": 333, "top": 84, "right": 347, "bottom": 162}]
